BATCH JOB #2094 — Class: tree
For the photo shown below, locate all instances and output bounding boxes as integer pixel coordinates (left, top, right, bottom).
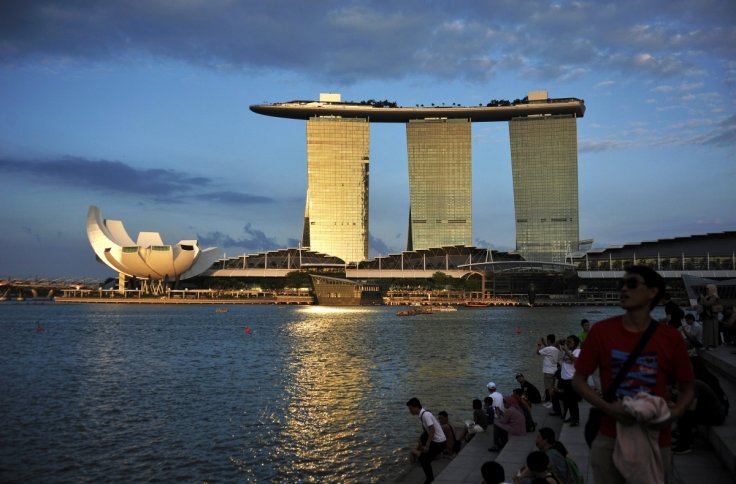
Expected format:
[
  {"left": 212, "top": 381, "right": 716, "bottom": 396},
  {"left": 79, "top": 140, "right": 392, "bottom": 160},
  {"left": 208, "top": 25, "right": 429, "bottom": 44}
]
[
  {"left": 431, "top": 272, "right": 453, "bottom": 289},
  {"left": 284, "top": 271, "right": 311, "bottom": 289}
]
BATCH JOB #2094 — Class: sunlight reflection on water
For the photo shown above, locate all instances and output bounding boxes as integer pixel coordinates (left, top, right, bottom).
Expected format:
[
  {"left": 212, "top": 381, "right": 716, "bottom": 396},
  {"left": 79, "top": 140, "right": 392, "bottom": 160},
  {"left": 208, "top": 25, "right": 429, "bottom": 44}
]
[{"left": 0, "top": 303, "right": 636, "bottom": 482}]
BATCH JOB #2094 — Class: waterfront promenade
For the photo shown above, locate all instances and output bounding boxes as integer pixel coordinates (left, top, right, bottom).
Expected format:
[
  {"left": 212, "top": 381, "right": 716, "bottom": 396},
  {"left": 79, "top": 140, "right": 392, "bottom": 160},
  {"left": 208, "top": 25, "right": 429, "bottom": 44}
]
[
  {"left": 53, "top": 296, "right": 314, "bottom": 305},
  {"left": 52, "top": 293, "right": 617, "bottom": 307},
  {"left": 396, "top": 345, "right": 736, "bottom": 483}
]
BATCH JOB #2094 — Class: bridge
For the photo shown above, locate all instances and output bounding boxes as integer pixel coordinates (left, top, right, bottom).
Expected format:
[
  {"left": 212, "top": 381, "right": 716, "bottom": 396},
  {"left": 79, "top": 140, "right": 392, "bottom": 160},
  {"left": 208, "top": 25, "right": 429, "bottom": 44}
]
[{"left": 0, "top": 277, "right": 104, "bottom": 300}]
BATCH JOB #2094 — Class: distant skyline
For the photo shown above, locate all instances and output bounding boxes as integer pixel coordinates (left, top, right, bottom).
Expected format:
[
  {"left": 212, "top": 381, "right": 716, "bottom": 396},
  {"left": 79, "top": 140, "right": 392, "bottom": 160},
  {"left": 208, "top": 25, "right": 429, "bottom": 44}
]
[{"left": 0, "top": 0, "right": 734, "bottom": 278}]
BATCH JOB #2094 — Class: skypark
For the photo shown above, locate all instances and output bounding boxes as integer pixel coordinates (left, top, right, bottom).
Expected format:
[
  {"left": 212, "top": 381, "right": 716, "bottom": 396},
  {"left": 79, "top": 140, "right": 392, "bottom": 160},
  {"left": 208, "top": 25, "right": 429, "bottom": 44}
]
[{"left": 249, "top": 96, "right": 585, "bottom": 123}]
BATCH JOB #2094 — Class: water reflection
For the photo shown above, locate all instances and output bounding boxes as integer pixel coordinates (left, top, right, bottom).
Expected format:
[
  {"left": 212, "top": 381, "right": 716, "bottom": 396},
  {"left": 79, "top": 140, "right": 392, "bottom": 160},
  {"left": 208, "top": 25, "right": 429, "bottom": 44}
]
[
  {"left": 280, "top": 312, "right": 376, "bottom": 481},
  {"left": 0, "top": 304, "right": 636, "bottom": 483}
]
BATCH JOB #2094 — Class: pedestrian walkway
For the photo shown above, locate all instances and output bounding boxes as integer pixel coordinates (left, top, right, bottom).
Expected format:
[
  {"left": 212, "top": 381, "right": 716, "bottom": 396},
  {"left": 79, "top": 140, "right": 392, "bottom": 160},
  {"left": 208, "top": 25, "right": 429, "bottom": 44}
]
[
  {"left": 396, "top": 345, "right": 736, "bottom": 483},
  {"left": 558, "top": 399, "right": 734, "bottom": 484}
]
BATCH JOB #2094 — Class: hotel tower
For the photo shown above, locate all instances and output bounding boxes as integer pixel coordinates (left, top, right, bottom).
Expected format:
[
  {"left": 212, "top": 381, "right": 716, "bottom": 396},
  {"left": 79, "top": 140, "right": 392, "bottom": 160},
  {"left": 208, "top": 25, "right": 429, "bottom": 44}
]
[
  {"left": 406, "top": 118, "right": 472, "bottom": 251},
  {"left": 303, "top": 114, "right": 369, "bottom": 263},
  {"left": 250, "top": 91, "right": 585, "bottom": 263}
]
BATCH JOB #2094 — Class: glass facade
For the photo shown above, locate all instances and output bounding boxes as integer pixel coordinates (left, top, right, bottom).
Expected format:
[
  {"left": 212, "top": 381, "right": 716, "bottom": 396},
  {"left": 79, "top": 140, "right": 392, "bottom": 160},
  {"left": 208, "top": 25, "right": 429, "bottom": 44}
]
[
  {"left": 304, "top": 117, "right": 369, "bottom": 263},
  {"left": 509, "top": 115, "right": 579, "bottom": 262},
  {"left": 406, "top": 118, "right": 472, "bottom": 251}
]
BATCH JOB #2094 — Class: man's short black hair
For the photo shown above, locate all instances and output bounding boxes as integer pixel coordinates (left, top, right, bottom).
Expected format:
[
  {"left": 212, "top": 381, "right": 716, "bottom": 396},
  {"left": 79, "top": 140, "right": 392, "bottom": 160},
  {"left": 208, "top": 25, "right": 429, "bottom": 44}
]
[
  {"left": 526, "top": 450, "right": 550, "bottom": 472},
  {"left": 480, "top": 460, "right": 505, "bottom": 483},
  {"left": 538, "top": 427, "right": 556, "bottom": 444},
  {"left": 580, "top": 318, "right": 589, "bottom": 327},
  {"left": 406, "top": 397, "right": 421, "bottom": 408},
  {"left": 438, "top": 410, "right": 448, "bottom": 418},
  {"left": 625, "top": 265, "right": 666, "bottom": 309}
]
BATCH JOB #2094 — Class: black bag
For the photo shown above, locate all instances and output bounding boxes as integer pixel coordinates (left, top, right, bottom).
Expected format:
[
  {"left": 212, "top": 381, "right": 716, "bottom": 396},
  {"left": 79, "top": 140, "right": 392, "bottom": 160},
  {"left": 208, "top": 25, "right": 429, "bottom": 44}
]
[
  {"left": 691, "top": 356, "right": 730, "bottom": 416},
  {"left": 584, "top": 407, "right": 604, "bottom": 447},
  {"left": 584, "top": 319, "right": 659, "bottom": 447}
]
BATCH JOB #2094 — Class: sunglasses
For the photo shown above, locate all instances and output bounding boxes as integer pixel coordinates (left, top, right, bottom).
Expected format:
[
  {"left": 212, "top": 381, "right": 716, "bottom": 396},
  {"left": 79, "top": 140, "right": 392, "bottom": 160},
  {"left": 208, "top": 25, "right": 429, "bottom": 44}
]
[{"left": 618, "top": 277, "right": 644, "bottom": 290}]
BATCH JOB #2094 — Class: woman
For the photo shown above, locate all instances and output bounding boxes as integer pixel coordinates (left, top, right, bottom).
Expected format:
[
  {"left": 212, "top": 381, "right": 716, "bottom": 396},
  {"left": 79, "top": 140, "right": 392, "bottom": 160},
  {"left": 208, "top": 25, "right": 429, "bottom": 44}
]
[
  {"left": 698, "top": 284, "right": 722, "bottom": 348},
  {"left": 491, "top": 396, "right": 525, "bottom": 451},
  {"left": 559, "top": 334, "right": 581, "bottom": 427}
]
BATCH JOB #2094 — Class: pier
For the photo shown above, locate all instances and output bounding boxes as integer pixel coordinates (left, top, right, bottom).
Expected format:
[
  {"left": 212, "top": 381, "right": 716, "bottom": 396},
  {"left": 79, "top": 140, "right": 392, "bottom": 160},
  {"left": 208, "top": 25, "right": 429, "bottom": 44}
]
[{"left": 54, "top": 288, "right": 314, "bottom": 305}]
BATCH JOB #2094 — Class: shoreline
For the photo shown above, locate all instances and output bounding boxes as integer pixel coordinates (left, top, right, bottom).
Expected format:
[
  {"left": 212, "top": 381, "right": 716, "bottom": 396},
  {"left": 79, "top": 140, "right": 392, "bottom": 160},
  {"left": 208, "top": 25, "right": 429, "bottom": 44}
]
[
  {"left": 52, "top": 297, "right": 313, "bottom": 305},
  {"left": 48, "top": 297, "right": 620, "bottom": 307}
]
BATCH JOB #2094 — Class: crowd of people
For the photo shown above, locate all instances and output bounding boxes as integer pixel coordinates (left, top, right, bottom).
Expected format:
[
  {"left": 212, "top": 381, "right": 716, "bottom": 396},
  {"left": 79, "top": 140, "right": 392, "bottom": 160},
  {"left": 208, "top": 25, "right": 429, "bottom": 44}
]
[{"left": 406, "top": 266, "right": 730, "bottom": 484}]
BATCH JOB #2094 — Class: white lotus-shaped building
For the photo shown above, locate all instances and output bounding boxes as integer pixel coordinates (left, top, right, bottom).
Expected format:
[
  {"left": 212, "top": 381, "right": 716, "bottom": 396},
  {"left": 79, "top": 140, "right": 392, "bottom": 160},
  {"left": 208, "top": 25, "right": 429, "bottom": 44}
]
[{"left": 86, "top": 205, "right": 219, "bottom": 281}]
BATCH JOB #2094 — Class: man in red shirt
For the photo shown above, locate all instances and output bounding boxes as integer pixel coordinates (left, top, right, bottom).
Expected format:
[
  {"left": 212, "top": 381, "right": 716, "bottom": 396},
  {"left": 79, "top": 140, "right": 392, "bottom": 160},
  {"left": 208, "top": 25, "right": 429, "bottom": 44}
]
[{"left": 572, "top": 265, "right": 694, "bottom": 484}]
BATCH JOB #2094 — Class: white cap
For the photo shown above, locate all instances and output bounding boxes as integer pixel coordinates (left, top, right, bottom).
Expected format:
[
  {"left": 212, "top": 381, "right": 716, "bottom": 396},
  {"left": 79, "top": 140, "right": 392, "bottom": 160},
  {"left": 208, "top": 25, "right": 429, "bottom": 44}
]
[{"left": 486, "top": 381, "right": 496, "bottom": 389}]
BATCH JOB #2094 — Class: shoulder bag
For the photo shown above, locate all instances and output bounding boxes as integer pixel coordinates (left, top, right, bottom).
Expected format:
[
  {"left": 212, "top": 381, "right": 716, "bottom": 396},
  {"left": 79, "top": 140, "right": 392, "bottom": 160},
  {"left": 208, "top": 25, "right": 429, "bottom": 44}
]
[{"left": 584, "top": 319, "right": 659, "bottom": 447}]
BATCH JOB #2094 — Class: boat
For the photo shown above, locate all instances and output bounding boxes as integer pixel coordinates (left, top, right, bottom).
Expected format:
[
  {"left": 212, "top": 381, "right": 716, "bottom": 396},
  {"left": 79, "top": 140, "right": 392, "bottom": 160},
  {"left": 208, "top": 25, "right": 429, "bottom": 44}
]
[
  {"left": 396, "top": 306, "right": 434, "bottom": 316},
  {"left": 214, "top": 308, "right": 229, "bottom": 313},
  {"left": 310, "top": 275, "right": 383, "bottom": 306},
  {"left": 432, "top": 306, "right": 458, "bottom": 312},
  {"left": 465, "top": 301, "right": 491, "bottom": 307}
]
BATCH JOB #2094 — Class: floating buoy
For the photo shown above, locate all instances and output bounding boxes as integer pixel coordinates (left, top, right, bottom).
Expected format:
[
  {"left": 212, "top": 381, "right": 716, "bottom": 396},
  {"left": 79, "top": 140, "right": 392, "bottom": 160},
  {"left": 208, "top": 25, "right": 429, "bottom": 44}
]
[
  {"left": 244, "top": 327, "right": 252, "bottom": 334},
  {"left": 516, "top": 327, "right": 523, "bottom": 334},
  {"left": 36, "top": 322, "right": 45, "bottom": 333}
]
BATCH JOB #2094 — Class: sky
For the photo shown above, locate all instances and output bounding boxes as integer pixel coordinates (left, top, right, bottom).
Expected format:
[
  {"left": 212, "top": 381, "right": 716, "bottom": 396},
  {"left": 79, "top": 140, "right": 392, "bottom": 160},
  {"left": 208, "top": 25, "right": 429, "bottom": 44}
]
[{"left": 1, "top": 0, "right": 734, "bottom": 279}]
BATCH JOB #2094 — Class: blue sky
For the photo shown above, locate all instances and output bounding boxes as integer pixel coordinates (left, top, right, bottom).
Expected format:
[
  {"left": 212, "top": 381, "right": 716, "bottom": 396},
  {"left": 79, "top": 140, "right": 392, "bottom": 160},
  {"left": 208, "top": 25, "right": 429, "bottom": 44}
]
[{"left": 1, "top": 0, "right": 734, "bottom": 278}]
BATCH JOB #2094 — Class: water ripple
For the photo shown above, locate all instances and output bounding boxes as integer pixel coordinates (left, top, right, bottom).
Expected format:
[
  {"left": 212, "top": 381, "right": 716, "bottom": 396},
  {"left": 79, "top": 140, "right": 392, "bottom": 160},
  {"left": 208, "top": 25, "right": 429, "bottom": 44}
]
[{"left": 0, "top": 303, "right": 629, "bottom": 482}]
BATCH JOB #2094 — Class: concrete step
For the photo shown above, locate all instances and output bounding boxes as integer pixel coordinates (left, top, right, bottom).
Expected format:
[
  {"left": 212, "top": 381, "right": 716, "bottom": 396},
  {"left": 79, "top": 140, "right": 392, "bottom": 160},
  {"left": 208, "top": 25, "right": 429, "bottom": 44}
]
[
  {"left": 493, "top": 404, "right": 564, "bottom": 480},
  {"left": 699, "top": 345, "right": 736, "bottom": 477},
  {"left": 553, "top": 346, "right": 736, "bottom": 484},
  {"left": 428, "top": 404, "right": 561, "bottom": 483},
  {"left": 407, "top": 346, "right": 736, "bottom": 484}
]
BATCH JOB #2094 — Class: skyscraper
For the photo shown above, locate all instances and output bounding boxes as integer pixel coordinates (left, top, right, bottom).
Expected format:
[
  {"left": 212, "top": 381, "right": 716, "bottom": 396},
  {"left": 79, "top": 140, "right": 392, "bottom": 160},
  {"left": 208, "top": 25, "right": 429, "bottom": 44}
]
[
  {"left": 251, "top": 91, "right": 585, "bottom": 263},
  {"left": 303, "top": 116, "right": 369, "bottom": 263},
  {"left": 509, "top": 113, "right": 579, "bottom": 262},
  {"left": 406, "top": 118, "right": 472, "bottom": 251}
]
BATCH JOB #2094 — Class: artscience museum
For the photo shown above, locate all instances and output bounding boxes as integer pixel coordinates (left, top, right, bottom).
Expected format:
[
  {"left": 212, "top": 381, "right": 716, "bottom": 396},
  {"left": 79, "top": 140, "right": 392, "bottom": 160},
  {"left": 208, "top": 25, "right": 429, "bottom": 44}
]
[{"left": 86, "top": 206, "right": 220, "bottom": 292}]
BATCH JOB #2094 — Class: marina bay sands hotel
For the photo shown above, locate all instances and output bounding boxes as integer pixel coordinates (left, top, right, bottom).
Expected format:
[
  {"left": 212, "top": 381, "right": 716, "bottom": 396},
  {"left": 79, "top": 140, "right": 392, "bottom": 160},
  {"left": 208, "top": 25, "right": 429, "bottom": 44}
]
[{"left": 250, "top": 91, "right": 585, "bottom": 264}]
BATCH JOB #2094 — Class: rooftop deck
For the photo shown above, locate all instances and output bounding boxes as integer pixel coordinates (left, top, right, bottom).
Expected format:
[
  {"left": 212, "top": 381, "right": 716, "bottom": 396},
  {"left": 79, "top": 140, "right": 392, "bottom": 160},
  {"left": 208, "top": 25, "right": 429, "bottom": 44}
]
[{"left": 250, "top": 98, "right": 585, "bottom": 123}]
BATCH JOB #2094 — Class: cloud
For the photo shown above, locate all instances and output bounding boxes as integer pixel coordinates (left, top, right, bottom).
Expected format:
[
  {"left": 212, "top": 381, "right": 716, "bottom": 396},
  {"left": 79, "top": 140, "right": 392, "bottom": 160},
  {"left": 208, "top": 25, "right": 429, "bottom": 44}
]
[
  {"left": 369, "top": 233, "right": 396, "bottom": 257},
  {"left": 0, "top": 155, "right": 209, "bottom": 195},
  {"left": 474, "top": 238, "right": 493, "bottom": 248},
  {"left": 196, "top": 223, "right": 285, "bottom": 252},
  {"left": 698, "top": 114, "right": 736, "bottom": 147},
  {"left": 0, "top": 156, "right": 273, "bottom": 205},
  {"left": 652, "top": 85, "right": 675, "bottom": 93},
  {"left": 21, "top": 226, "right": 42, "bottom": 244},
  {"left": 2, "top": 0, "right": 733, "bottom": 83},
  {"left": 192, "top": 191, "right": 273, "bottom": 204},
  {"left": 579, "top": 139, "right": 630, "bottom": 152}
]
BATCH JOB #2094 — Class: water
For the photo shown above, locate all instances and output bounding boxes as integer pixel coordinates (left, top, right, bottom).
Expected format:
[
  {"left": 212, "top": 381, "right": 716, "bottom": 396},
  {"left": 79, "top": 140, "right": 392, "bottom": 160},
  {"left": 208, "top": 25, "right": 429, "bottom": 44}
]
[{"left": 0, "top": 303, "right": 638, "bottom": 482}]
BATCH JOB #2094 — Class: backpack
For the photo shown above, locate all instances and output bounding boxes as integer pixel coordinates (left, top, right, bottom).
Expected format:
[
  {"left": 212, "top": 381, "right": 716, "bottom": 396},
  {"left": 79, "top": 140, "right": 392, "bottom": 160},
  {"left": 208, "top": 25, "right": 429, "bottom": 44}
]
[
  {"left": 548, "top": 449, "right": 584, "bottom": 484},
  {"left": 564, "top": 455, "right": 584, "bottom": 484},
  {"left": 691, "top": 357, "right": 730, "bottom": 416}
]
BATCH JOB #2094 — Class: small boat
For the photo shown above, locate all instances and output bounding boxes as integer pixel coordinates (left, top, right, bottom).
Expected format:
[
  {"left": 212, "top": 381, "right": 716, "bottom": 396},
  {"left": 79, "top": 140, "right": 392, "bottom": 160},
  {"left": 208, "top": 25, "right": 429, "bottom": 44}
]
[
  {"left": 465, "top": 301, "right": 491, "bottom": 307},
  {"left": 396, "top": 307, "right": 433, "bottom": 316},
  {"left": 214, "top": 308, "right": 229, "bottom": 313},
  {"left": 433, "top": 306, "right": 458, "bottom": 312}
]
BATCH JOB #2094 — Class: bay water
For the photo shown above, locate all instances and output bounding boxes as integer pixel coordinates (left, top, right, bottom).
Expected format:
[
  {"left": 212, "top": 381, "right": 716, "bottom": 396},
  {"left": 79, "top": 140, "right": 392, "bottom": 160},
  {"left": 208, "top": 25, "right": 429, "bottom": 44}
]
[{"left": 0, "top": 303, "right": 637, "bottom": 482}]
